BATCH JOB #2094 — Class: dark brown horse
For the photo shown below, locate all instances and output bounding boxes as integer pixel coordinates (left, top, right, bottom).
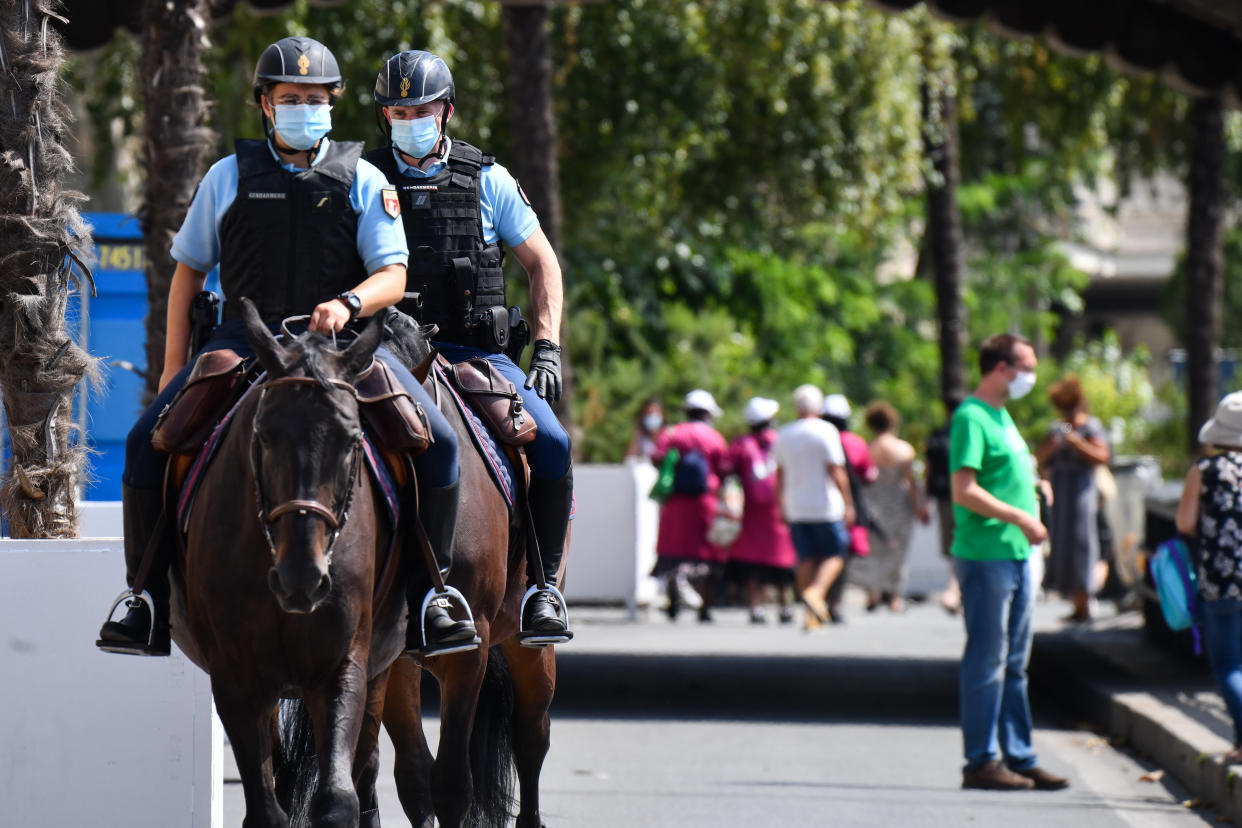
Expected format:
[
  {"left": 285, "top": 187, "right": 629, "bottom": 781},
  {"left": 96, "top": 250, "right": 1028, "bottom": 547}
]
[
  {"left": 170, "top": 298, "right": 407, "bottom": 828},
  {"left": 364, "top": 320, "right": 563, "bottom": 828}
]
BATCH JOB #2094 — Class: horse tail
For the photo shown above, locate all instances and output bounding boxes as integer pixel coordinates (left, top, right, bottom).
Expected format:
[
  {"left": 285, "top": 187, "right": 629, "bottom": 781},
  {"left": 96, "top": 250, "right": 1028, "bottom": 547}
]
[
  {"left": 467, "top": 646, "right": 518, "bottom": 828},
  {"left": 274, "top": 698, "right": 319, "bottom": 827}
]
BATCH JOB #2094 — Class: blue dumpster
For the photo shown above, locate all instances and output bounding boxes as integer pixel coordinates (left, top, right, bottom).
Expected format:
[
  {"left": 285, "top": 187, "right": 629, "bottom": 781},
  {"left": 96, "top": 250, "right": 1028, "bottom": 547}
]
[{"left": 78, "top": 212, "right": 148, "bottom": 500}]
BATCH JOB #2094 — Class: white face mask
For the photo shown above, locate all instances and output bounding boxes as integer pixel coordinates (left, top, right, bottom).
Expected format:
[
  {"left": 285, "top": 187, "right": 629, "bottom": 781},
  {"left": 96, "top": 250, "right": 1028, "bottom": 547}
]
[
  {"left": 642, "top": 413, "right": 663, "bottom": 433},
  {"left": 390, "top": 114, "right": 441, "bottom": 159},
  {"left": 1007, "top": 370, "right": 1036, "bottom": 400}
]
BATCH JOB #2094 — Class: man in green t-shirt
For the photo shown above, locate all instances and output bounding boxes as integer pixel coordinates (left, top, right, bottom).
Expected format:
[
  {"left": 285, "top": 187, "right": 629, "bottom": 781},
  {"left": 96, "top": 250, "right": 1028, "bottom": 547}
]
[{"left": 949, "top": 333, "right": 1068, "bottom": 792}]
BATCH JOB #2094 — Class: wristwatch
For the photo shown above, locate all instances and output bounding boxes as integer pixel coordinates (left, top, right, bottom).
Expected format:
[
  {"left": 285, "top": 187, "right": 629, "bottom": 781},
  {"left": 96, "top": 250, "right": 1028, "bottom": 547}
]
[{"left": 335, "top": 290, "right": 362, "bottom": 321}]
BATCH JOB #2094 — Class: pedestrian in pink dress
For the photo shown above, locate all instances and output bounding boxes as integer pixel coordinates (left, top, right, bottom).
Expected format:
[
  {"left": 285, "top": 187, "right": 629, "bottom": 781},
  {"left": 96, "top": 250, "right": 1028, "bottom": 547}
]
[
  {"left": 727, "top": 397, "right": 798, "bottom": 623},
  {"left": 652, "top": 389, "right": 732, "bottom": 622}
]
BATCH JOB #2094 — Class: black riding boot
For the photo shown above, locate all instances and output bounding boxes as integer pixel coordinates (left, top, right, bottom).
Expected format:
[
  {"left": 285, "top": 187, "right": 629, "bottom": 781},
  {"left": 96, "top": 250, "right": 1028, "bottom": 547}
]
[
  {"left": 97, "top": 484, "right": 171, "bottom": 656},
  {"left": 407, "top": 480, "right": 479, "bottom": 656},
  {"left": 521, "top": 469, "right": 574, "bottom": 640}
]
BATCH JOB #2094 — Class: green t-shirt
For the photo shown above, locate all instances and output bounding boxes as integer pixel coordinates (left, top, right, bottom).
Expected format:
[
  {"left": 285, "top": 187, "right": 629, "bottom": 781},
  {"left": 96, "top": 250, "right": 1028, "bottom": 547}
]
[{"left": 949, "top": 396, "right": 1037, "bottom": 561}]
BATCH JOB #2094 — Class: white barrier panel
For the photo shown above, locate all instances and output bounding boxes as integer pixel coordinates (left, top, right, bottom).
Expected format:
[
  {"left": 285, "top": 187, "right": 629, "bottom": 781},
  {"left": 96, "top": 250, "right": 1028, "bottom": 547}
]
[
  {"left": 564, "top": 463, "right": 660, "bottom": 611},
  {"left": 76, "top": 500, "right": 123, "bottom": 538},
  {"left": 0, "top": 540, "right": 221, "bottom": 828}
]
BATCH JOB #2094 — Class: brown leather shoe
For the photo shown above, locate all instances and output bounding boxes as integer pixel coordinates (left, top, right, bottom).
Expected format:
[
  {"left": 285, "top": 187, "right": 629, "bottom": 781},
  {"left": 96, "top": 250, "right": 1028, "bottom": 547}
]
[
  {"left": 1014, "top": 766, "right": 1070, "bottom": 790},
  {"left": 961, "top": 760, "right": 1036, "bottom": 791}
]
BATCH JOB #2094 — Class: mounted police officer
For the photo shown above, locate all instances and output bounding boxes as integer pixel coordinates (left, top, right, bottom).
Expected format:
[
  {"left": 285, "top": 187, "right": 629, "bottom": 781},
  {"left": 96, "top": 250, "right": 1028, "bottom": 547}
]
[
  {"left": 97, "top": 37, "right": 480, "bottom": 658},
  {"left": 367, "top": 50, "right": 573, "bottom": 642}
]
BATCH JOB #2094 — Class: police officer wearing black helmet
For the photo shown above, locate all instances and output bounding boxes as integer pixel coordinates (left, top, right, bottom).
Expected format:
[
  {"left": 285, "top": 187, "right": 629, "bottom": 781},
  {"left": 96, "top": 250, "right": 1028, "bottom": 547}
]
[
  {"left": 97, "top": 37, "right": 481, "bottom": 658},
  {"left": 367, "top": 50, "right": 574, "bottom": 644}
]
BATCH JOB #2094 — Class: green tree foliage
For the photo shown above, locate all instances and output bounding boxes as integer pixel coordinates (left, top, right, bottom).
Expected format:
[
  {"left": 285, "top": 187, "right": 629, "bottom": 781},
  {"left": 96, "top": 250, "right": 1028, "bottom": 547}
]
[{"left": 64, "top": 0, "right": 1209, "bottom": 467}]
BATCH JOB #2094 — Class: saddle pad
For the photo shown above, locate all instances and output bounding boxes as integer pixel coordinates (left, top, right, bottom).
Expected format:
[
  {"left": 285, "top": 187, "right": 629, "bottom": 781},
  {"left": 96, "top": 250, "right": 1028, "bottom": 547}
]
[
  {"left": 434, "top": 363, "right": 517, "bottom": 514},
  {"left": 176, "top": 382, "right": 400, "bottom": 532}
]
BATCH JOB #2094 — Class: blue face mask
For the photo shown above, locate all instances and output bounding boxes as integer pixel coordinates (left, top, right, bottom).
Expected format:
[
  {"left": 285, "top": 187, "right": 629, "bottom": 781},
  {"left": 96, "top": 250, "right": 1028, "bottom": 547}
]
[
  {"left": 271, "top": 104, "right": 332, "bottom": 151},
  {"left": 390, "top": 114, "right": 441, "bottom": 159}
]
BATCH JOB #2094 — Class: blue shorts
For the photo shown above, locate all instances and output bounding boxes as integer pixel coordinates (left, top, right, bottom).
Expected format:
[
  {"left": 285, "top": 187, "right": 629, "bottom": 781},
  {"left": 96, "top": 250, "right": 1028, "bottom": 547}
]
[{"left": 789, "top": 521, "right": 849, "bottom": 563}]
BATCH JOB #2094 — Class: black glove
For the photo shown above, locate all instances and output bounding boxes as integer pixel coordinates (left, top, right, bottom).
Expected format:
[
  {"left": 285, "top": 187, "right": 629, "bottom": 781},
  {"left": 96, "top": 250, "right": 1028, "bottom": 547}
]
[{"left": 524, "top": 339, "right": 562, "bottom": 402}]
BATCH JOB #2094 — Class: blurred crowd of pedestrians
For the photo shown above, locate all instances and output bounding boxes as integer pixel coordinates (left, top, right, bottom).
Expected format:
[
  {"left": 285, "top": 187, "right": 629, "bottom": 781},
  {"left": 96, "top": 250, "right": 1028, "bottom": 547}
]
[{"left": 625, "top": 329, "right": 1242, "bottom": 791}]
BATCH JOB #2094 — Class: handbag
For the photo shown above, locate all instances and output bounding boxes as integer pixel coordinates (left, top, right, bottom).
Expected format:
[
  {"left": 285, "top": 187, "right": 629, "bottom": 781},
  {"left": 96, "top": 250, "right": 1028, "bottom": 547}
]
[{"left": 649, "top": 447, "right": 680, "bottom": 502}]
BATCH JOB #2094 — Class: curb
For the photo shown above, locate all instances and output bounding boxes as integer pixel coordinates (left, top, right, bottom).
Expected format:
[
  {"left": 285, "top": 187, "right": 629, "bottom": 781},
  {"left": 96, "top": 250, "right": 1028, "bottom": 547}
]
[{"left": 1031, "top": 628, "right": 1240, "bottom": 820}]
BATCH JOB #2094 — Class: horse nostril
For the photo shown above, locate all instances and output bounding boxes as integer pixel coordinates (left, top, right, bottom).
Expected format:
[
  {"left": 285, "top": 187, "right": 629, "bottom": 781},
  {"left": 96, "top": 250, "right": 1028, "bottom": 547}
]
[
  {"left": 313, "top": 573, "right": 332, "bottom": 601},
  {"left": 267, "top": 567, "right": 285, "bottom": 598}
]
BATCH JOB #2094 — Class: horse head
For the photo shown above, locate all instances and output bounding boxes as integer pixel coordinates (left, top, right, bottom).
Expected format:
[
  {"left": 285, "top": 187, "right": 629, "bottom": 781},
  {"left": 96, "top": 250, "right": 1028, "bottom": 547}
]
[{"left": 239, "top": 298, "right": 383, "bottom": 614}]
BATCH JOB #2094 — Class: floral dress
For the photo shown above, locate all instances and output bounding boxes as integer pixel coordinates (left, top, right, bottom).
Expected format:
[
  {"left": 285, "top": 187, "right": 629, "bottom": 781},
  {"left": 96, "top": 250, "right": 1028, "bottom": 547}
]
[{"left": 1197, "top": 450, "right": 1242, "bottom": 602}]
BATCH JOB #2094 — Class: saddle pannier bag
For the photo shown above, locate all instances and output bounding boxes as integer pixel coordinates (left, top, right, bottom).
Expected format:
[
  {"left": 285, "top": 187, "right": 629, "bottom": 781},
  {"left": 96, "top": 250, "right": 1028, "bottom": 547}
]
[
  {"left": 151, "top": 349, "right": 249, "bottom": 455},
  {"left": 447, "top": 357, "right": 537, "bottom": 446},
  {"left": 356, "top": 359, "right": 432, "bottom": 454}
]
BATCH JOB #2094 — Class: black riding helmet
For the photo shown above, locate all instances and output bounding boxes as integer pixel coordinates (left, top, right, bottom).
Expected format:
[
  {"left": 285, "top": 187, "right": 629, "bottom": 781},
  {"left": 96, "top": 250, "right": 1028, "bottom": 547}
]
[
  {"left": 373, "top": 50, "right": 454, "bottom": 146},
  {"left": 252, "top": 36, "right": 343, "bottom": 104}
]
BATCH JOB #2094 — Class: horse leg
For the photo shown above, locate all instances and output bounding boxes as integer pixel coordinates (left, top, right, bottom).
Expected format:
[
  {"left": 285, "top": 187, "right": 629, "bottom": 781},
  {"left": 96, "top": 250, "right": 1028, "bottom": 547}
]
[
  {"left": 213, "top": 680, "right": 287, "bottom": 828},
  {"left": 501, "top": 639, "right": 556, "bottom": 828},
  {"left": 354, "top": 667, "right": 390, "bottom": 828},
  {"left": 303, "top": 656, "right": 369, "bottom": 828},
  {"left": 431, "top": 648, "right": 488, "bottom": 828},
  {"left": 381, "top": 656, "right": 436, "bottom": 828}
]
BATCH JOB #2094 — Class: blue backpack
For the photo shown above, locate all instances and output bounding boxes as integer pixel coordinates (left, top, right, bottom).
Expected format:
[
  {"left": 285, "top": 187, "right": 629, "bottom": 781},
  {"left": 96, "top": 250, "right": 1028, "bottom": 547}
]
[
  {"left": 1151, "top": 537, "right": 1201, "bottom": 654},
  {"left": 672, "top": 449, "right": 710, "bottom": 496}
]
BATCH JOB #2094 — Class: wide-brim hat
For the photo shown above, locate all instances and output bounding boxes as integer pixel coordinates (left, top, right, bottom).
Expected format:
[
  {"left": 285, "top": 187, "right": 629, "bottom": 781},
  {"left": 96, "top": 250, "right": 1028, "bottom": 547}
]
[
  {"left": 1200, "top": 391, "right": 1242, "bottom": 448},
  {"left": 684, "top": 389, "right": 723, "bottom": 418},
  {"left": 744, "top": 397, "right": 779, "bottom": 426}
]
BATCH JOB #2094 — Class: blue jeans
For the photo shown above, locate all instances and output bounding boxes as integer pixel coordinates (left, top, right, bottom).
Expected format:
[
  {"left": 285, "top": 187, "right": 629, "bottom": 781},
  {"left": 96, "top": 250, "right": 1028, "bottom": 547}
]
[
  {"left": 124, "top": 319, "right": 458, "bottom": 491},
  {"left": 954, "top": 556, "right": 1037, "bottom": 772},
  {"left": 435, "top": 341, "right": 571, "bottom": 481},
  {"left": 1202, "top": 598, "right": 1242, "bottom": 745}
]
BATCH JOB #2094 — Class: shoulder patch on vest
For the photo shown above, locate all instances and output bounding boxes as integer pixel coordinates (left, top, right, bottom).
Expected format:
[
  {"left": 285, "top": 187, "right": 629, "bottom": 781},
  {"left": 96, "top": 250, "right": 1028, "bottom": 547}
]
[{"left": 382, "top": 187, "right": 401, "bottom": 218}]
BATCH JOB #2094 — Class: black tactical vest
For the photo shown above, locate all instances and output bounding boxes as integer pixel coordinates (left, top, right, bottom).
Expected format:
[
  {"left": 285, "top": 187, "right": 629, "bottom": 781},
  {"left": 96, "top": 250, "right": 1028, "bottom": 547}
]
[
  {"left": 364, "top": 141, "right": 507, "bottom": 347},
  {"left": 219, "top": 138, "right": 366, "bottom": 322}
]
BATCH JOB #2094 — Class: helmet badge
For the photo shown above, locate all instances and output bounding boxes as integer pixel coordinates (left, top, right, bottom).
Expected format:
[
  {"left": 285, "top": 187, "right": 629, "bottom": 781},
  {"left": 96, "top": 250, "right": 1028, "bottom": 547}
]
[
  {"left": 399, "top": 76, "right": 410, "bottom": 98},
  {"left": 297, "top": 54, "right": 310, "bottom": 75}
]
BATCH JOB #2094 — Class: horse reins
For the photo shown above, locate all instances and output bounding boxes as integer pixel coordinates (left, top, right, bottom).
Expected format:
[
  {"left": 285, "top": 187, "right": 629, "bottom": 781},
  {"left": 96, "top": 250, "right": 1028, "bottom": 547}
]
[{"left": 250, "top": 376, "right": 363, "bottom": 566}]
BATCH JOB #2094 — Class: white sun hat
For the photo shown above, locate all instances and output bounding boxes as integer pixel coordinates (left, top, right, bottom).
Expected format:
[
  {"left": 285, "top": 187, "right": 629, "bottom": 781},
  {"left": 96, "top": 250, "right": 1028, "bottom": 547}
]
[
  {"left": 1200, "top": 391, "right": 1242, "bottom": 448},
  {"left": 683, "top": 389, "right": 723, "bottom": 417},
  {"left": 744, "top": 397, "right": 779, "bottom": 426}
]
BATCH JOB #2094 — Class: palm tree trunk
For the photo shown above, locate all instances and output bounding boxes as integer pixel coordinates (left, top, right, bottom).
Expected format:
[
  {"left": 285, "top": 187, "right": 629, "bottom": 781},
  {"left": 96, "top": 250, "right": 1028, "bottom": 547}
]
[
  {"left": 138, "top": 0, "right": 212, "bottom": 401},
  {"left": 0, "top": 0, "right": 98, "bottom": 537},
  {"left": 922, "top": 72, "right": 966, "bottom": 413},
  {"left": 1184, "top": 95, "right": 1225, "bottom": 452},
  {"left": 501, "top": 3, "right": 576, "bottom": 431}
]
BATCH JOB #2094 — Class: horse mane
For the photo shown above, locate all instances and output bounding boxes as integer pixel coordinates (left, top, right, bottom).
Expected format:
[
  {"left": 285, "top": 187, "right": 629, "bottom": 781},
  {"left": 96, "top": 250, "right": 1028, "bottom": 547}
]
[{"left": 281, "top": 332, "right": 338, "bottom": 391}]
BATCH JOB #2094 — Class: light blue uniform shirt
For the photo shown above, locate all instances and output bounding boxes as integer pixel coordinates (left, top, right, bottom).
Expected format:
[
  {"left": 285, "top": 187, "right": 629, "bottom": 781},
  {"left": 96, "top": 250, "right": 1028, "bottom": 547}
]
[
  {"left": 390, "top": 139, "right": 540, "bottom": 248},
  {"left": 171, "top": 137, "right": 408, "bottom": 277}
]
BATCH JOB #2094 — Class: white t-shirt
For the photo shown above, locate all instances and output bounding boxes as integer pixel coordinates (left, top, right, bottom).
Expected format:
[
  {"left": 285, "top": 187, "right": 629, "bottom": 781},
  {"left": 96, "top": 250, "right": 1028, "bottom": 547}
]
[{"left": 773, "top": 417, "right": 846, "bottom": 523}]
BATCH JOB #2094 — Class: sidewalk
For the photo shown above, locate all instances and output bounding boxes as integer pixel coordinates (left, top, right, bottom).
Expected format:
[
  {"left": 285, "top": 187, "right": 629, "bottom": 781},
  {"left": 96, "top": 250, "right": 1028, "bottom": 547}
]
[{"left": 1029, "top": 606, "right": 1239, "bottom": 821}]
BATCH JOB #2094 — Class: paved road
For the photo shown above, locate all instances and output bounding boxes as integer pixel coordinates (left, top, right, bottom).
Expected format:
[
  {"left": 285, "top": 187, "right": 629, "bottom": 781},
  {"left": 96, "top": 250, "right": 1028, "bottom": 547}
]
[{"left": 225, "top": 596, "right": 1219, "bottom": 826}]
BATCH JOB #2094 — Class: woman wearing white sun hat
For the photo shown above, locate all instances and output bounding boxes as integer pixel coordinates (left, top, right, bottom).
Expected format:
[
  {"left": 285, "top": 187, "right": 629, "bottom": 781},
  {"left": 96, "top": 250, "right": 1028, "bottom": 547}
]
[
  {"left": 651, "top": 390, "right": 732, "bottom": 622},
  {"left": 725, "top": 398, "right": 797, "bottom": 623},
  {"left": 1177, "top": 391, "right": 1242, "bottom": 765}
]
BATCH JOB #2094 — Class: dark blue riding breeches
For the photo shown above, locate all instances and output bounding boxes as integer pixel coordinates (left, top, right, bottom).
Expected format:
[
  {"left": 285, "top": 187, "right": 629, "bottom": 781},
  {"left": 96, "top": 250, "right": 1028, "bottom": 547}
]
[
  {"left": 435, "top": 341, "right": 572, "bottom": 482},
  {"left": 123, "top": 320, "right": 459, "bottom": 491}
]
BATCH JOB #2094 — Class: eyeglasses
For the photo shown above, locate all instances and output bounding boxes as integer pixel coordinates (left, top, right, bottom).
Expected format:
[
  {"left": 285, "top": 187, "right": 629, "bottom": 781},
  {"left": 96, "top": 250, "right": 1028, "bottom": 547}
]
[{"left": 273, "top": 95, "right": 331, "bottom": 107}]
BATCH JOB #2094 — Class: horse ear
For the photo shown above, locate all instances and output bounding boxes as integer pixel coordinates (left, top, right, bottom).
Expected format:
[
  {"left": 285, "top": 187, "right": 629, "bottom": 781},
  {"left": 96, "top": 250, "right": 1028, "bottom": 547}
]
[
  {"left": 411, "top": 346, "right": 439, "bottom": 385},
  {"left": 419, "top": 323, "right": 439, "bottom": 340},
  {"left": 338, "top": 312, "right": 385, "bottom": 381},
  {"left": 239, "top": 298, "right": 289, "bottom": 375}
]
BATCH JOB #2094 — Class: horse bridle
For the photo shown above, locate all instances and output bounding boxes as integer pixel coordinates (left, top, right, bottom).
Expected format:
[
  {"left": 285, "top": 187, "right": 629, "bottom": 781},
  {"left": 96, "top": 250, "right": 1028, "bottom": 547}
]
[{"left": 249, "top": 375, "right": 364, "bottom": 565}]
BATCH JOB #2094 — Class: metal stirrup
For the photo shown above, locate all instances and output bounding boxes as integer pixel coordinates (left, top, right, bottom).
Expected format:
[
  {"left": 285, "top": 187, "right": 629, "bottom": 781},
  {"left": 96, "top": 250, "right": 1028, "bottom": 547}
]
[
  {"left": 418, "top": 584, "right": 478, "bottom": 650},
  {"left": 517, "top": 584, "right": 573, "bottom": 648},
  {"left": 99, "top": 589, "right": 157, "bottom": 648}
]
